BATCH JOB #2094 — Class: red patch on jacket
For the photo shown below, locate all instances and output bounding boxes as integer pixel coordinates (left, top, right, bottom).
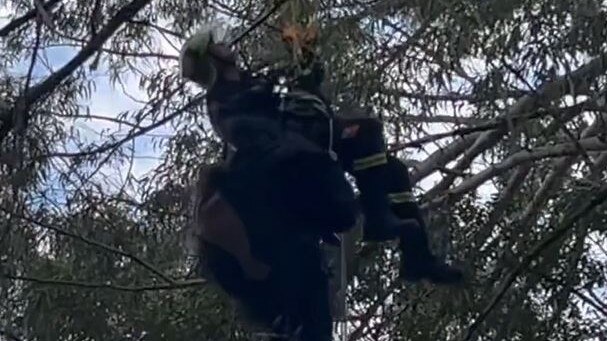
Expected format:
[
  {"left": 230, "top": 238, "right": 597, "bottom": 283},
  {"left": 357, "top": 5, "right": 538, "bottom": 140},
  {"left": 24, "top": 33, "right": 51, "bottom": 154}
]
[{"left": 341, "top": 124, "right": 360, "bottom": 139}]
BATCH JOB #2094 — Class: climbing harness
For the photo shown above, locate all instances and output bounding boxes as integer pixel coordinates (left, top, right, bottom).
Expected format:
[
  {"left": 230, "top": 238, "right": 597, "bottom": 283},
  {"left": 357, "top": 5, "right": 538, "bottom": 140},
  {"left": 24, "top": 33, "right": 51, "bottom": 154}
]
[{"left": 278, "top": 89, "right": 337, "bottom": 161}]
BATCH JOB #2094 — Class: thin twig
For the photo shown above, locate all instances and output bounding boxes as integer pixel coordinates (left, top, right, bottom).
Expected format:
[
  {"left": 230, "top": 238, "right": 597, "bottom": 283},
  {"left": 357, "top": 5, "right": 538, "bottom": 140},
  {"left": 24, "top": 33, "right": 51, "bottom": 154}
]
[
  {"left": 0, "top": 0, "right": 154, "bottom": 146},
  {"left": 2, "top": 273, "right": 205, "bottom": 292},
  {"left": 228, "top": 0, "right": 291, "bottom": 46},
  {"left": 515, "top": 117, "right": 607, "bottom": 232},
  {"left": 390, "top": 110, "right": 547, "bottom": 151},
  {"left": 51, "top": 113, "right": 144, "bottom": 129},
  {"left": 24, "top": 0, "right": 153, "bottom": 105},
  {"left": 573, "top": 288, "right": 607, "bottom": 318},
  {"left": 0, "top": 327, "right": 24, "bottom": 341},
  {"left": 585, "top": 288, "right": 607, "bottom": 313},
  {"left": 13, "top": 20, "right": 43, "bottom": 135},
  {"left": 23, "top": 21, "right": 42, "bottom": 96},
  {"left": 47, "top": 40, "right": 178, "bottom": 60},
  {"left": 401, "top": 114, "right": 489, "bottom": 126},
  {"left": 411, "top": 52, "right": 607, "bottom": 188},
  {"left": 347, "top": 288, "right": 394, "bottom": 340},
  {"left": 534, "top": 272, "right": 607, "bottom": 319},
  {"left": 34, "top": 0, "right": 56, "bottom": 31},
  {"left": 0, "top": 206, "right": 175, "bottom": 284},
  {"left": 549, "top": 107, "right": 593, "bottom": 164},
  {"left": 418, "top": 100, "right": 602, "bottom": 198},
  {"left": 0, "top": 0, "right": 62, "bottom": 37},
  {"left": 128, "top": 19, "right": 182, "bottom": 38},
  {"left": 461, "top": 183, "right": 607, "bottom": 340},
  {"left": 40, "top": 91, "right": 201, "bottom": 159}
]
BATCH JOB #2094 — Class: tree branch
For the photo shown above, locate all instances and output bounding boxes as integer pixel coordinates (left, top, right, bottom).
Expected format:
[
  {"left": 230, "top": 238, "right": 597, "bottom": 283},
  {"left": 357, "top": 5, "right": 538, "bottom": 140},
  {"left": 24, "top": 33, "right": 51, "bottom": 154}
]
[
  {"left": 50, "top": 112, "right": 144, "bottom": 129},
  {"left": 412, "top": 52, "right": 607, "bottom": 187},
  {"left": 0, "top": 0, "right": 62, "bottom": 37},
  {"left": 461, "top": 182, "right": 607, "bottom": 340},
  {"left": 534, "top": 271, "right": 607, "bottom": 317},
  {"left": 384, "top": 88, "right": 527, "bottom": 104},
  {"left": 410, "top": 132, "right": 482, "bottom": 183},
  {"left": 516, "top": 116, "right": 607, "bottom": 230},
  {"left": 421, "top": 99, "right": 602, "bottom": 198},
  {"left": 424, "top": 137, "right": 607, "bottom": 210},
  {"left": 401, "top": 114, "right": 489, "bottom": 125},
  {"left": 424, "top": 128, "right": 505, "bottom": 199},
  {"left": 572, "top": 288, "right": 607, "bottom": 318},
  {"left": 392, "top": 106, "right": 571, "bottom": 151},
  {"left": 24, "top": 0, "right": 152, "bottom": 106},
  {"left": 347, "top": 289, "right": 395, "bottom": 341},
  {"left": 0, "top": 0, "right": 153, "bottom": 145},
  {"left": 478, "top": 163, "right": 533, "bottom": 241}
]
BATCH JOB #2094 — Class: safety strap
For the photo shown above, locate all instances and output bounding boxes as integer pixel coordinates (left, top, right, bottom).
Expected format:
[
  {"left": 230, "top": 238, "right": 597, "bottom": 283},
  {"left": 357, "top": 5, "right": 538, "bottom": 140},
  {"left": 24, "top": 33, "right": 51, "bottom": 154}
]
[{"left": 279, "top": 89, "right": 338, "bottom": 160}]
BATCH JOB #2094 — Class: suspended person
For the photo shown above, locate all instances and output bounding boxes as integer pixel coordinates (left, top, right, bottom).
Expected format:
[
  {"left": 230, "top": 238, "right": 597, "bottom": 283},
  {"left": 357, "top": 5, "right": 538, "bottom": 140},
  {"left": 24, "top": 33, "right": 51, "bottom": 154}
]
[
  {"left": 182, "top": 26, "right": 357, "bottom": 340},
  {"left": 179, "top": 25, "right": 463, "bottom": 285}
]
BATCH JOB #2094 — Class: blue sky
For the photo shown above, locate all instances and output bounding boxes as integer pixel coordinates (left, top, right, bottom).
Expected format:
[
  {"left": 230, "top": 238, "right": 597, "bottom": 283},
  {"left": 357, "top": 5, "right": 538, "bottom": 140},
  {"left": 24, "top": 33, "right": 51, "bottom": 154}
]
[
  {"left": 0, "top": 13, "right": 187, "bottom": 209},
  {"left": 1, "top": 9, "right": 183, "bottom": 183}
]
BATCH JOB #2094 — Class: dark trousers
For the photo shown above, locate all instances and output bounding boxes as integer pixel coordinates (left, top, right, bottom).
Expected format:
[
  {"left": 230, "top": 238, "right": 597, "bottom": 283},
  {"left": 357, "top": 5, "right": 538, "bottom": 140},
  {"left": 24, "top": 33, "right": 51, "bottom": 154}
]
[{"left": 300, "top": 115, "right": 422, "bottom": 222}]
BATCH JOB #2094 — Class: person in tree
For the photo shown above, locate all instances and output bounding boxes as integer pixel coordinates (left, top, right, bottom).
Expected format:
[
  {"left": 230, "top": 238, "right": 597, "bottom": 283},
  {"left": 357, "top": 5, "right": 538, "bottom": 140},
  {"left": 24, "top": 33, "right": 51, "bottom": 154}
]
[{"left": 179, "top": 26, "right": 463, "bottom": 285}]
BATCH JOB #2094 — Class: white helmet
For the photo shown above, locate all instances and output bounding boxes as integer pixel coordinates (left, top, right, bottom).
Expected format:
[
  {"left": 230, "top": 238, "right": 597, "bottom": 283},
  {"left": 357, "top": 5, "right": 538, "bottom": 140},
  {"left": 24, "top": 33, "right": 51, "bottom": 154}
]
[{"left": 179, "top": 23, "right": 234, "bottom": 87}]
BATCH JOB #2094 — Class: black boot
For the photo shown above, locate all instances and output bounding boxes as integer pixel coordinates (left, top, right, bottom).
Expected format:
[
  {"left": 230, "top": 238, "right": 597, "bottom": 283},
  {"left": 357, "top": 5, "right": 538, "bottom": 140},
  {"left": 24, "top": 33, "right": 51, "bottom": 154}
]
[
  {"left": 393, "top": 204, "right": 463, "bottom": 285},
  {"left": 354, "top": 166, "right": 419, "bottom": 242}
]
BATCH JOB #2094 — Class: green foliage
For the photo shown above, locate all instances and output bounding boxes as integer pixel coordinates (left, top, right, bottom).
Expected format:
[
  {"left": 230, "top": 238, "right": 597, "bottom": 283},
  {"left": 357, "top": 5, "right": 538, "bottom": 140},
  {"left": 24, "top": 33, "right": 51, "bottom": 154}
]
[{"left": 1, "top": 0, "right": 606, "bottom": 340}]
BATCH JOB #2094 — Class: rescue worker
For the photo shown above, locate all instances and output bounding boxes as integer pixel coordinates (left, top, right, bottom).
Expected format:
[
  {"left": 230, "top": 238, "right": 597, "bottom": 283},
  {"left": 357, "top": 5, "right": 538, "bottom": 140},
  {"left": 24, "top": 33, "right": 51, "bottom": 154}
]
[{"left": 179, "top": 27, "right": 463, "bottom": 284}]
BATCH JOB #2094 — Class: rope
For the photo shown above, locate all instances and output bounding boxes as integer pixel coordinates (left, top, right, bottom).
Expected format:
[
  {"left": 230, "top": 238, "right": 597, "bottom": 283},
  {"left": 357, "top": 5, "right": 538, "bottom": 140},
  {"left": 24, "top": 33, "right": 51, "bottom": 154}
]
[
  {"left": 328, "top": 117, "right": 337, "bottom": 161},
  {"left": 340, "top": 235, "right": 348, "bottom": 341}
]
